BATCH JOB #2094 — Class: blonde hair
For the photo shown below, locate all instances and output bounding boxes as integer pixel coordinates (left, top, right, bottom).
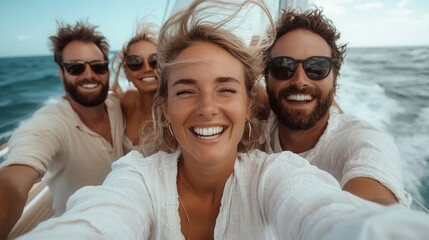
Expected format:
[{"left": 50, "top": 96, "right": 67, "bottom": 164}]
[
  {"left": 111, "top": 23, "right": 159, "bottom": 96},
  {"left": 139, "top": 0, "right": 275, "bottom": 156}
]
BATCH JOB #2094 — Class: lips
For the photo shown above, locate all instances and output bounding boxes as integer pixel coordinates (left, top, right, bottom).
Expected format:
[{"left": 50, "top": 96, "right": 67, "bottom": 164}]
[
  {"left": 80, "top": 83, "right": 99, "bottom": 89},
  {"left": 78, "top": 80, "right": 101, "bottom": 89},
  {"left": 286, "top": 94, "right": 313, "bottom": 102},
  {"left": 192, "top": 126, "right": 224, "bottom": 139},
  {"left": 140, "top": 76, "right": 157, "bottom": 82},
  {"left": 278, "top": 86, "right": 317, "bottom": 104}
]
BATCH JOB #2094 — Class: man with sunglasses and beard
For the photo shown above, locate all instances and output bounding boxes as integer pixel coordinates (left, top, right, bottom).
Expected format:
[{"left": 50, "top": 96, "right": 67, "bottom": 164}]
[
  {"left": 0, "top": 21, "right": 124, "bottom": 239},
  {"left": 261, "top": 9, "right": 411, "bottom": 208}
]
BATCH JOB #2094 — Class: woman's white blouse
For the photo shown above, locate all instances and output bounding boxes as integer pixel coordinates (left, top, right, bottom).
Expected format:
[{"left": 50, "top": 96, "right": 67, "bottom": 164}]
[{"left": 19, "top": 150, "right": 429, "bottom": 240}]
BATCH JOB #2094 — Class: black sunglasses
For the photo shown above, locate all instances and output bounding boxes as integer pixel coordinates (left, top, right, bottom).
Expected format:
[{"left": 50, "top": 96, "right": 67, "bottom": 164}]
[
  {"left": 268, "top": 56, "right": 334, "bottom": 81},
  {"left": 61, "top": 60, "right": 109, "bottom": 76},
  {"left": 124, "top": 54, "right": 158, "bottom": 71}
]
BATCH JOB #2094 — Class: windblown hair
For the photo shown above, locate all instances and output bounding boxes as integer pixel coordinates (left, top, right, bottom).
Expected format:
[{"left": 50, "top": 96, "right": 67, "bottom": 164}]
[
  {"left": 264, "top": 8, "right": 347, "bottom": 81},
  {"left": 111, "top": 23, "right": 159, "bottom": 96},
  {"left": 139, "top": 0, "right": 275, "bottom": 156},
  {"left": 49, "top": 20, "right": 109, "bottom": 65}
]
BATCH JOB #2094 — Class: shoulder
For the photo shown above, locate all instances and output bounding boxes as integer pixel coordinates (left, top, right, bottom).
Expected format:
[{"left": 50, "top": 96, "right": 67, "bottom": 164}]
[
  {"left": 329, "top": 113, "right": 395, "bottom": 144},
  {"left": 239, "top": 149, "right": 313, "bottom": 172},
  {"left": 111, "top": 150, "right": 179, "bottom": 177},
  {"left": 15, "top": 98, "right": 74, "bottom": 131},
  {"left": 32, "top": 98, "right": 69, "bottom": 116},
  {"left": 336, "top": 113, "right": 378, "bottom": 131},
  {"left": 325, "top": 113, "right": 400, "bottom": 165},
  {"left": 238, "top": 150, "right": 339, "bottom": 190},
  {"left": 104, "top": 151, "right": 179, "bottom": 198},
  {"left": 121, "top": 91, "right": 140, "bottom": 111}
]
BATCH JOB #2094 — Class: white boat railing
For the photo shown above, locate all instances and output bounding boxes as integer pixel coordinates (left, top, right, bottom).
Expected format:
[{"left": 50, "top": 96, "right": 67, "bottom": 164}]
[
  {"left": 0, "top": 143, "right": 8, "bottom": 162},
  {"left": 8, "top": 181, "right": 54, "bottom": 240},
  {"left": 410, "top": 193, "right": 429, "bottom": 214}
]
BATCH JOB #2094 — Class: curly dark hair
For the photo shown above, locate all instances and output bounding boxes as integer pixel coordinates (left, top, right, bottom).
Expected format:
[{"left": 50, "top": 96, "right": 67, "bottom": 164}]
[
  {"left": 49, "top": 20, "right": 109, "bottom": 65},
  {"left": 264, "top": 8, "right": 347, "bottom": 81}
]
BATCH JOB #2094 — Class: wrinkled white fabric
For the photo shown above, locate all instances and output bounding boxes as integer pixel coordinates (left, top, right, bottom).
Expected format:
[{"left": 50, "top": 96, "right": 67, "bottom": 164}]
[
  {"left": 1, "top": 94, "right": 125, "bottom": 215},
  {"left": 260, "top": 108, "right": 411, "bottom": 207},
  {"left": 19, "top": 150, "right": 429, "bottom": 240}
]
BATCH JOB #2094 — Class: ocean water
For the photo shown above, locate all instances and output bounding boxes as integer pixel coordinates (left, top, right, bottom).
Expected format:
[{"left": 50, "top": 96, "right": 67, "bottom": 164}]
[
  {"left": 0, "top": 56, "right": 63, "bottom": 145},
  {"left": 336, "top": 46, "right": 429, "bottom": 209},
  {"left": 0, "top": 47, "right": 428, "bottom": 209}
]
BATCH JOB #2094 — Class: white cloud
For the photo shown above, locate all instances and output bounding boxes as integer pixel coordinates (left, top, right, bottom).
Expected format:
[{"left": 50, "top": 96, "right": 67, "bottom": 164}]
[
  {"left": 355, "top": 2, "right": 383, "bottom": 11},
  {"left": 17, "top": 35, "right": 32, "bottom": 42},
  {"left": 386, "top": 0, "right": 429, "bottom": 28},
  {"left": 388, "top": 0, "right": 414, "bottom": 18},
  {"left": 422, "top": 12, "right": 429, "bottom": 21},
  {"left": 314, "top": 0, "right": 353, "bottom": 15},
  {"left": 312, "top": 0, "right": 429, "bottom": 47},
  {"left": 398, "top": 0, "right": 410, "bottom": 9}
]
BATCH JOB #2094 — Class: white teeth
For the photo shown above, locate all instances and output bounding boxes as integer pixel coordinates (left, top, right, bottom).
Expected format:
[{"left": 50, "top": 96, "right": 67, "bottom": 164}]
[
  {"left": 287, "top": 94, "right": 313, "bottom": 101},
  {"left": 81, "top": 83, "right": 98, "bottom": 89},
  {"left": 141, "top": 77, "right": 156, "bottom": 82},
  {"left": 193, "top": 126, "right": 223, "bottom": 139}
]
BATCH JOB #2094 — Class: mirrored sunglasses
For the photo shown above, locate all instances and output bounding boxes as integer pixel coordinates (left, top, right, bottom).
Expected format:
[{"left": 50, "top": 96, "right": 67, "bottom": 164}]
[
  {"left": 124, "top": 54, "right": 158, "bottom": 71},
  {"left": 61, "top": 60, "right": 109, "bottom": 76},
  {"left": 268, "top": 56, "right": 333, "bottom": 81}
]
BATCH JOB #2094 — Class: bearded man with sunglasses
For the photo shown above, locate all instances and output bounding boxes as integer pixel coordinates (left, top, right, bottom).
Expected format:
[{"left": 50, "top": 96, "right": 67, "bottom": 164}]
[
  {"left": 0, "top": 21, "right": 124, "bottom": 238},
  {"left": 261, "top": 9, "right": 411, "bottom": 208}
]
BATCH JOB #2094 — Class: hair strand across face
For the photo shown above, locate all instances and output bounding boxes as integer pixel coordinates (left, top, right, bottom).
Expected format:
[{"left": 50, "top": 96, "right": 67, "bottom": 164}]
[{"left": 139, "top": 0, "right": 276, "bottom": 156}]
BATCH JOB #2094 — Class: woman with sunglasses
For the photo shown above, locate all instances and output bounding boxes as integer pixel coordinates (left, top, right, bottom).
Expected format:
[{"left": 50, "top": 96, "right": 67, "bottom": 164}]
[
  {"left": 111, "top": 23, "right": 159, "bottom": 153},
  {"left": 18, "top": 1, "right": 429, "bottom": 239}
]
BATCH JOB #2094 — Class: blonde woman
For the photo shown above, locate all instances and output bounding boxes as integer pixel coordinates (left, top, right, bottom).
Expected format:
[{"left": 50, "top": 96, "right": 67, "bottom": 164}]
[{"left": 111, "top": 24, "right": 159, "bottom": 153}]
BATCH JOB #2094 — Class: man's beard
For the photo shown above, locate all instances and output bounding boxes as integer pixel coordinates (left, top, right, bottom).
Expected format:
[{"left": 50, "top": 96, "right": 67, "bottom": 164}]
[
  {"left": 63, "top": 77, "right": 109, "bottom": 107},
  {"left": 268, "top": 85, "right": 334, "bottom": 131}
]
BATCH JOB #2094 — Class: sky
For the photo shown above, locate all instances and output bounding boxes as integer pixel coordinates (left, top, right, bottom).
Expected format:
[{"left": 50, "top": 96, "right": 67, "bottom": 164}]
[
  {"left": 315, "top": 0, "right": 429, "bottom": 47},
  {"left": 0, "top": 0, "right": 428, "bottom": 58}
]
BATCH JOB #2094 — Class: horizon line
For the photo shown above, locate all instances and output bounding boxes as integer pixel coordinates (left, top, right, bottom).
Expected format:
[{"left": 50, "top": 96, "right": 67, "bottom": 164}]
[{"left": 1, "top": 45, "right": 429, "bottom": 59}]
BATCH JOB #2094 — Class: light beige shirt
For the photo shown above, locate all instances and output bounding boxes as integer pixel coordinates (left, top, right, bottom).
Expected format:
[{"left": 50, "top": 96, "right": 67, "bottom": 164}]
[{"left": 1, "top": 93, "right": 125, "bottom": 215}]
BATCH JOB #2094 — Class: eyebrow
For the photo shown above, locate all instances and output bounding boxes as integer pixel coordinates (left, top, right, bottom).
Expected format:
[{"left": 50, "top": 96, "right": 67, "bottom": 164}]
[
  {"left": 216, "top": 77, "right": 240, "bottom": 84},
  {"left": 171, "top": 77, "right": 241, "bottom": 87}
]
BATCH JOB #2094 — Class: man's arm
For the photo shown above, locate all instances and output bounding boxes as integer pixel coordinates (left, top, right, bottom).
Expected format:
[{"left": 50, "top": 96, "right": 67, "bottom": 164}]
[
  {"left": 0, "top": 165, "right": 40, "bottom": 240},
  {"left": 343, "top": 177, "right": 398, "bottom": 205}
]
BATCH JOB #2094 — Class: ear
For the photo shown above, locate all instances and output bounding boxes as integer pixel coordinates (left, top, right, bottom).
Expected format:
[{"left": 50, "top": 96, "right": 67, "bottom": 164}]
[{"left": 58, "top": 65, "right": 64, "bottom": 82}]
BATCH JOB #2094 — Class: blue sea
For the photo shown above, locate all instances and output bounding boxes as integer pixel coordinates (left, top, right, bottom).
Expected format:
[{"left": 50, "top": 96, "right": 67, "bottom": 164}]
[{"left": 0, "top": 47, "right": 428, "bottom": 209}]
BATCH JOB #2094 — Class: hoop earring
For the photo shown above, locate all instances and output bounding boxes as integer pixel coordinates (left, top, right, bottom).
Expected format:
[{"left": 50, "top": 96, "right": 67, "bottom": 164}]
[
  {"left": 246, "top": 121, "right": 252, "bottom": 139},
  {"left": 168, "top": 123, "right": 175, "bottom": 138}
]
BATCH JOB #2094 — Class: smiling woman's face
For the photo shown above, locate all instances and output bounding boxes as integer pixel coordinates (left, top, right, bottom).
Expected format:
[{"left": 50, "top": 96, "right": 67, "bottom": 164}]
[
  {"left": 163, "top": 42, "right": 249, "bottom": 166},
  {"left": 124, "top": 40, "right": 159, "bottom": 94}
]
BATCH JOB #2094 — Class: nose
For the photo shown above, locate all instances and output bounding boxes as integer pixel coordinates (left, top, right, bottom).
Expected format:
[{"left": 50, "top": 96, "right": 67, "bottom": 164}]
[
  {"left": 289, "top": 64, "right": 309, "bottom": 88},
  {"left": 142, "top": 59, "right": 153, "bottom": 73},
  {"left": 80, "top": 63, "right": 97, "bottom": 78},
  {"left": 196, "top": 92, "right": 219, "bottom": 117}
]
